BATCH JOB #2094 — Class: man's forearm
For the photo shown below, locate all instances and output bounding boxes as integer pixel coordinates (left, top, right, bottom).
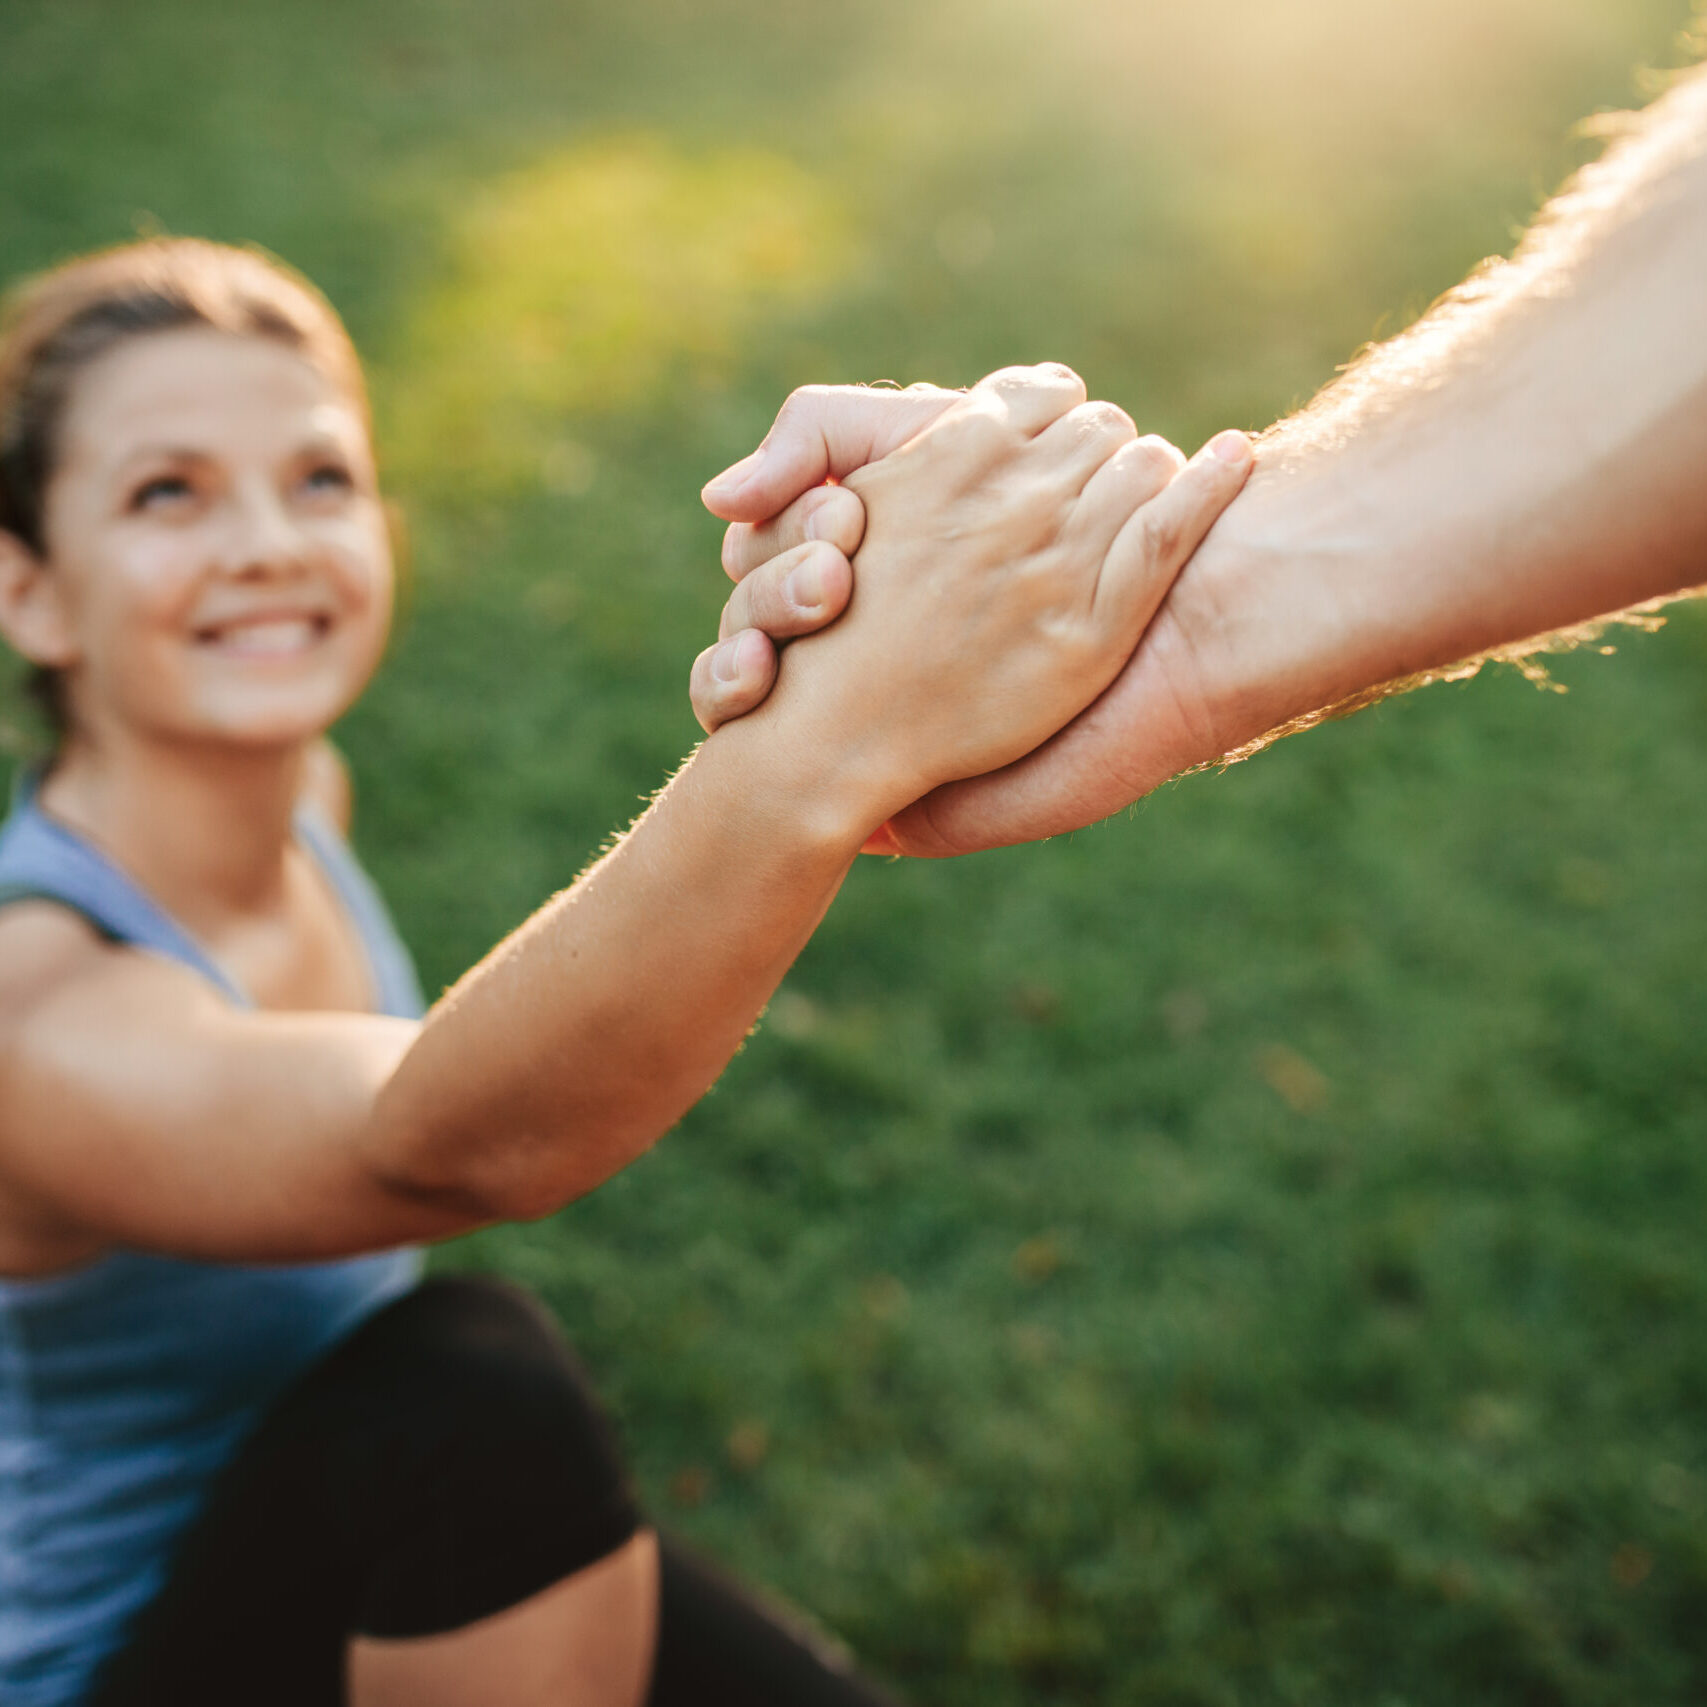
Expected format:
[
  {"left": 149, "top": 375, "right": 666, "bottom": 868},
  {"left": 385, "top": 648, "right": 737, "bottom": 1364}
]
[
  {"left": 890, "top": 65, "right": 1707, "bottom": 852},
  {"left": 1171, "top": 63, "right": 1707, "bottom": 765},
  {"left": 706, "top": 66, "right": 1707, "bottom": 854}
]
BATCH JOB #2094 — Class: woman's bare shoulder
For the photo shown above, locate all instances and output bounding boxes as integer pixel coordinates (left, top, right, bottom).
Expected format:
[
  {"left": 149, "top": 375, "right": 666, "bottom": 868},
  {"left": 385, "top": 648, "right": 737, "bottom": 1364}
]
[
  {"left": 0, "top": 901, "right": 210, "bottom": 1140},
  {"left": 0, "top": 895, "right": 439, "bottom": 1272},
  {"left": 0, "top": 899, "right": 119, "bottom": 1015},
  {"left": 0, "top": 902, "right": 249, "bottom": 1273},
  {"left": 0, "top": 904, "right": 134, "bottom": 1270},
  {"left": 0, "top": 898, "right": 216, "bottom": 1064}
]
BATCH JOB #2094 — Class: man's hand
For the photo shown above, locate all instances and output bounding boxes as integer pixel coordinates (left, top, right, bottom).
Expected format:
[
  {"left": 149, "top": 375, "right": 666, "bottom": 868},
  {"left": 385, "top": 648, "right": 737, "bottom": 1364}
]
[{"left": 699, "top": 67, "right": 1707, "bottom": 855}]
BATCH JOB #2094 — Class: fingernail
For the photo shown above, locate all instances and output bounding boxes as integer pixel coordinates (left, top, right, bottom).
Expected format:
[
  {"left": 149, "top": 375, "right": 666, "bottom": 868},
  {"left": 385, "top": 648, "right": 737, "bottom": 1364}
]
[
  {"left": 802, "top": 485, "right": 838, "bottom": 542},
  {"left": 1208, "top": 429, "right": 1251, "bottom": 465},
  {"left": 785, "top": 552, "right": 825, "bottom": 609},
  {"left": 712, "top": 639, "right": 744, "bottom": 682},
  {"left": 703, "top": 447, "right": 766, "bottom": 502}
]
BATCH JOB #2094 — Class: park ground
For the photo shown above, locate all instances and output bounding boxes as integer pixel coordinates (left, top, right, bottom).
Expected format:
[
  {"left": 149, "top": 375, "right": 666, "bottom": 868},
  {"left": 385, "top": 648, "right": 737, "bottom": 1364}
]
[{"left": 4, "top": 3, "right": 1706, "bottom": 1700}]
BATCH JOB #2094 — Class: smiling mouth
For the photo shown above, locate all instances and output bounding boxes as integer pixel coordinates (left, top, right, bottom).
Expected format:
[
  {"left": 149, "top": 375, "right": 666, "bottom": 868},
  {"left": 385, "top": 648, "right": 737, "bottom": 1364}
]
[{"left": 193, "top": 615, "right": 332, "bottom": 656}]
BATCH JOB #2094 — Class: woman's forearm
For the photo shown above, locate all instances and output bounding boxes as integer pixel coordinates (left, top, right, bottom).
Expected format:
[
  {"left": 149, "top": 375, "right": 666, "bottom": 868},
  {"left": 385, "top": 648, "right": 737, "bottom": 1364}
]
[{"left": 361, "top": 721, "right": 877, "bottom": 1221}]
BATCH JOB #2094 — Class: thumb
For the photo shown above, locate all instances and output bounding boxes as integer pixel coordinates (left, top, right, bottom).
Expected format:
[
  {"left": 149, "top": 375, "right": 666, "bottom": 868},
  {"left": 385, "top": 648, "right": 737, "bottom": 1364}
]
[{"left": 702, "top": 383, "right": 961, "bottom": 522}]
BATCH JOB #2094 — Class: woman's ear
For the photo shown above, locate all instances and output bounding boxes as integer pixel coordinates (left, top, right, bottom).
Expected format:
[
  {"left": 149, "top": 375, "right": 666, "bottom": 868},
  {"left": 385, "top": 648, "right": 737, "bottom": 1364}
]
[{"left": 0, "top": 531, "right": 78, "bottom": 668}]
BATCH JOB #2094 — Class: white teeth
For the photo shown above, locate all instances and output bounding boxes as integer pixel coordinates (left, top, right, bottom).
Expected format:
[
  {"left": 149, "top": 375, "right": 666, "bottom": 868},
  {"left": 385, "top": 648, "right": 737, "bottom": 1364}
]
[{"left": 205, "top": 618, "right": 320, "bottom": 655}]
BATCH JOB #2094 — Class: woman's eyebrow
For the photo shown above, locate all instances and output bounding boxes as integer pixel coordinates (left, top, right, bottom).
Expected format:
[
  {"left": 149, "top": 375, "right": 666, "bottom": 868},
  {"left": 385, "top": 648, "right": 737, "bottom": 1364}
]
[
  {"left": 111, "top": 443, "right": 212, "bottom": 472},
  {"left": 111, "top": 434, "right": 357, "bottom": 472},
  {"left": 293, "top": 432, "right": 359, "bottom": 457}
]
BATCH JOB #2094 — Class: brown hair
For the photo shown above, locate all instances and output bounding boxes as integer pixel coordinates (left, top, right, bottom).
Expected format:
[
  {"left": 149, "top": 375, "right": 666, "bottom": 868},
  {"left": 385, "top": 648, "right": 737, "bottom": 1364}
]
[{"left": 0, "top": 238, "right": 371, "bottom": 735}]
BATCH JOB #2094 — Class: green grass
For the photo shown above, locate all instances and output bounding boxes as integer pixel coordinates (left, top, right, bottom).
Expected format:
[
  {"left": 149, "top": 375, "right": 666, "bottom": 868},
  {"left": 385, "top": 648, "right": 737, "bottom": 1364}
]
[{"left": 4, "top": 2, "right": 1707, "bottom": 1701}]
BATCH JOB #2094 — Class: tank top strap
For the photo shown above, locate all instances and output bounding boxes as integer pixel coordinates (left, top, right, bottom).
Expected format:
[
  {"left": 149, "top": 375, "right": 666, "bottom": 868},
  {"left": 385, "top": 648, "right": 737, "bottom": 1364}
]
[
  {"left": 0, "top": 773, "right": 249, "bottom": 1006},
  {"left": 292, "top": 803, "right": 426, "bottom": 1020},
  {"left": 0, "top": 774, "right": 425, "bottom": 1021}
]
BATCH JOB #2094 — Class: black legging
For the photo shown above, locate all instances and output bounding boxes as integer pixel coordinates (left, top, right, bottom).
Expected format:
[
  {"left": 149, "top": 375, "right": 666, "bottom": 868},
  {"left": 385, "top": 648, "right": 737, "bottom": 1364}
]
[{"left": 90, "top": 1275, "right": 899, "bottom": 1707}]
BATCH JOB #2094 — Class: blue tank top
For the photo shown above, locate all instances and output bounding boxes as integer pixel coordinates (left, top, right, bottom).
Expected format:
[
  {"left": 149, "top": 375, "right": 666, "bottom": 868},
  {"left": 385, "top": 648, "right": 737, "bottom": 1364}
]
[{"left": 0, "top": 778, "right": 426, "bottom": 1707}]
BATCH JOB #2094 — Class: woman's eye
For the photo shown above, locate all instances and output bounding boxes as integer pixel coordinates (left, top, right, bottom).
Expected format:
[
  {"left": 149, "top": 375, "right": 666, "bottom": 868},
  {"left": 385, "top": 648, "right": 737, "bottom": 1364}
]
[
  {"left": 303, "top": 463, "right": 354, "bottom": 496},
  {"left": 130, "top": 475, "right": 193, "bottom": 510}
]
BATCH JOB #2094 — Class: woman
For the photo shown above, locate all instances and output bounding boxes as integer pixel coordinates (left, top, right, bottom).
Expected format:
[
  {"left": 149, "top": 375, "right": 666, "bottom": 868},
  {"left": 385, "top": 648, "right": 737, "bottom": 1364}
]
[{"left": 0, "top": 237, "right": 1249, "bottom": 1706}]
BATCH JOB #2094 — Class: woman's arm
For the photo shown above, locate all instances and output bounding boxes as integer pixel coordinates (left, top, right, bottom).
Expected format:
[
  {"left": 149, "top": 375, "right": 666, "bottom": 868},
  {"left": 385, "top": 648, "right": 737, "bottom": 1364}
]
[
  {"left": 0, "top": 366, "right": 1247, "bottom": 1268},
  {"left": 0, "top": 733, "right": 872, "bottom": 1268}
]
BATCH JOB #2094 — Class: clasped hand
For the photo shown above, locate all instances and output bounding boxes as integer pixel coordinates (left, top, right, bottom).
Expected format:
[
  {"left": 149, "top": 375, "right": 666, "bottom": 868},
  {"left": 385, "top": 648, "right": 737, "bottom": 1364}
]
[{"left": 692, "top": 364, "right": 1252, "bottom": 849}]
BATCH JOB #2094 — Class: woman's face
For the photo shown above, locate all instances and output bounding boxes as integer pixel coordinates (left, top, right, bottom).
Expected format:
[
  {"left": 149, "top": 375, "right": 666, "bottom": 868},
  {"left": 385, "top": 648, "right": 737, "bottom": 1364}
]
[{"left": 38, "top": 326, "right": 393, "bottom": 752}]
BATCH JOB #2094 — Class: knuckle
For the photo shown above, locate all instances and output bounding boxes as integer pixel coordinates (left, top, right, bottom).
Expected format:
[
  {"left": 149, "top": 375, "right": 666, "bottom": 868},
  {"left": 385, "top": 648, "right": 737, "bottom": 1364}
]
[
  {"left": 793, "top": 380, "right": 861, "bottom": 420},
  {"left": 1035, "top": 361, "right": 1086, "bottom": 393},
  {"left": 1025, "top": 484, "right": 1073, "bottom": 535},
  {"left": 1139, "top": 504, "right": 1186, "bottom": 564},
  {"left": 1124, "top": 436, "right": 1185, "bottom": 494},
  {"left": 773, "top": 385, "right": 828, "bottom": 435},
  {"left": 934, "top": 401, "right": 1008, "bottom": 458},
  {"left": 1074, "top": 400, "right": 1138, "bottom": 445},
  {"left": 1134, "top": 432, "right": 1186, "bottom": 472},
  {"left": 963, "top": 406, "right": 1011, "bottom": 451},
  {"left": 983, "top": 361, "right": 1084, "bottom": 399}
]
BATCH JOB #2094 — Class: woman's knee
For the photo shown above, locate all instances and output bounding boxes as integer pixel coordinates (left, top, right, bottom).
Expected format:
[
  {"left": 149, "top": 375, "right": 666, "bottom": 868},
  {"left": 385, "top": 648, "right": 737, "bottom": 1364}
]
[
  {"left": 286, "top": 1274, "right": 647, "bottom": 1639},
  {"left": 312, "top": 1274, "right": 625, "bottom": 1458}
]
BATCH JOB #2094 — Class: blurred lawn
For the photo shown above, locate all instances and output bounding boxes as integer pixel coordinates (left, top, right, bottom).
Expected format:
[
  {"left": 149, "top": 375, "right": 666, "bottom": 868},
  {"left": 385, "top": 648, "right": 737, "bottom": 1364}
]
[{"left": 5, "top": 2, "right": 1707, "bottom": 1701}]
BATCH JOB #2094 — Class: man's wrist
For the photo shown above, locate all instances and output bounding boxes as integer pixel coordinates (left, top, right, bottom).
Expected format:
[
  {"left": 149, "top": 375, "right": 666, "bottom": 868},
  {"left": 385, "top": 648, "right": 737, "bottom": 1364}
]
[{"left": 1154, "top": 457, "right": 1396, "bottom": 770}]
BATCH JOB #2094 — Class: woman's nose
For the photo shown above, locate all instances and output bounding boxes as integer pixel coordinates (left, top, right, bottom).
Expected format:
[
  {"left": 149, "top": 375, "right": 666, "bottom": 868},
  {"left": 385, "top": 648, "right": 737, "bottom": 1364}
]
[{"left": 218, "top": 486, "right": 309, "bottom": 579}]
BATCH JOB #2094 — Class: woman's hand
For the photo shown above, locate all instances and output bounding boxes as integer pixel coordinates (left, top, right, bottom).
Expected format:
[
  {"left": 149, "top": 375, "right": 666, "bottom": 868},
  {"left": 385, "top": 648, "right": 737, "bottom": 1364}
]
[
  {"left": 705, "top": 364, "right": 1252, "bottom": 829},
  {"left": 692, "top": 380, "right": 966, "bottom": 732},
  {"left": 690, "top": 483, "right": 865, "bottom": 733}
]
